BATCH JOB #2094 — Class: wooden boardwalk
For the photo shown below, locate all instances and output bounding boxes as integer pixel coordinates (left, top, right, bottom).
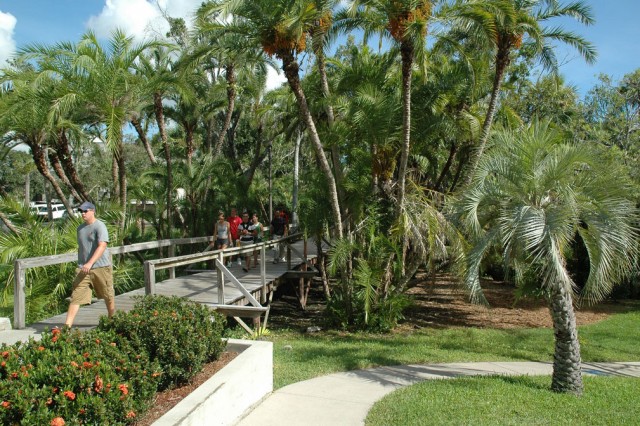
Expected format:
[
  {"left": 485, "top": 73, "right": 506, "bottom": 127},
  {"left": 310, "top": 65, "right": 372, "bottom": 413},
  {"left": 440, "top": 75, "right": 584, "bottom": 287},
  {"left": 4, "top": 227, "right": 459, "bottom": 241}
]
[{"left": 29, "top": 240, "right": 321, "bottom": 333}]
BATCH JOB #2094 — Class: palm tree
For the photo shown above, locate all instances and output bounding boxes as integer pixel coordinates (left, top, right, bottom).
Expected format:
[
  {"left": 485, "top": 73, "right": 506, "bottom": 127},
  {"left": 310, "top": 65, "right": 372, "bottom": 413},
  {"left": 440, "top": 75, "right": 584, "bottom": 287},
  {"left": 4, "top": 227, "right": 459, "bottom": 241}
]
[
  {"left": 452, "top": 0, "right": 597, "bottom": 177},
  {"left": 453, "top": 122, "right": 639, "bottom": 395},
  {"left": 337, "top": 0, "right": 433, "bottom": 217},
  {"left": 210, "top": 0, "right": 344, "bottom": 238}
]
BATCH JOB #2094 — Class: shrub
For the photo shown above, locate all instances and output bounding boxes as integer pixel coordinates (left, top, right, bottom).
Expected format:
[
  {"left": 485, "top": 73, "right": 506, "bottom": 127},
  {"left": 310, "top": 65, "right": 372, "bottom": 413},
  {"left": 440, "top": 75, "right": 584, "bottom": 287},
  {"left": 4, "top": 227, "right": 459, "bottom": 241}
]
[
  {"left": 98, "top": 295, "right": 226, "bottom": 390},
  {"left": 0, "top": 327, "right": 161, "bottom": 425}
]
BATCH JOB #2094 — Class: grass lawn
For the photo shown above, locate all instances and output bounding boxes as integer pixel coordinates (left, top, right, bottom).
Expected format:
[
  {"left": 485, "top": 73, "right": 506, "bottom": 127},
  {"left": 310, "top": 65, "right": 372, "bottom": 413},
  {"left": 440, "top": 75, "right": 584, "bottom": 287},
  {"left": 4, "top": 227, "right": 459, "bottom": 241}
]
[
  {"left": 267, "top": 307, "right": 640, "bottom": 389},
  {"left": 365, "top": 375, "right": 640, "bottom": 425}
]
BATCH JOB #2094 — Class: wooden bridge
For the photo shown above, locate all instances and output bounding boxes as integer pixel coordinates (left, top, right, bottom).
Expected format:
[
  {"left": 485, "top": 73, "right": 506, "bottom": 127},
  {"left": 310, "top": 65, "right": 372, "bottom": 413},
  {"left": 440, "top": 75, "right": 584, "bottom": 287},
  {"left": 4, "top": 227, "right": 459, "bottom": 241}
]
[{"left": 13, "top": 235, "right": 325, "bottom": 334}]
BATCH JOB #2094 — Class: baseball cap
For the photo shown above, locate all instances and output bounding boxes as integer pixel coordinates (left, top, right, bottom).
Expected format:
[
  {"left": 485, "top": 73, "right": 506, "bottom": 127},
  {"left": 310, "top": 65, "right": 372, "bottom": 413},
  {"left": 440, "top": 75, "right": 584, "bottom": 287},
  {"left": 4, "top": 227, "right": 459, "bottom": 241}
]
[{"left": 78, "top": 201, "right": 96, "bottom": 211}]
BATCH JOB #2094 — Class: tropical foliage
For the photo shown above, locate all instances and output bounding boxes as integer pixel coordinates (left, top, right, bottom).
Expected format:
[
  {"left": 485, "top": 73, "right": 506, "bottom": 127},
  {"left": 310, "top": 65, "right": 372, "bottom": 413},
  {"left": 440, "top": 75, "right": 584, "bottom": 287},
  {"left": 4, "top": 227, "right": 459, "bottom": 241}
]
[{"left": 0, "top": 0, "right": 639, "bottom": 396}]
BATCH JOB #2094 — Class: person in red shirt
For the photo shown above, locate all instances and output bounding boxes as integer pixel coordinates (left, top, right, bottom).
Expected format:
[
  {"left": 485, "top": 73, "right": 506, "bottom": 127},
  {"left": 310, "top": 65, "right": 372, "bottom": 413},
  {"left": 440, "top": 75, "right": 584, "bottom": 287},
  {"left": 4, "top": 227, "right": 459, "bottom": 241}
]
[{"left": 227, "top": 208, "right": 243, "bottom": 266}]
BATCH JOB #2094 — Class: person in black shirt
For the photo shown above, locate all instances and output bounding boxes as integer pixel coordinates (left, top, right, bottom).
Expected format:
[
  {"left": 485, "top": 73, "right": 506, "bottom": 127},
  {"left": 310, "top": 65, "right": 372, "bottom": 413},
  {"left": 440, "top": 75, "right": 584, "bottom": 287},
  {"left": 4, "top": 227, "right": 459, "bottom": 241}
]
[{"left": 270, "top": 208, "right": 289, "bottom": 263}]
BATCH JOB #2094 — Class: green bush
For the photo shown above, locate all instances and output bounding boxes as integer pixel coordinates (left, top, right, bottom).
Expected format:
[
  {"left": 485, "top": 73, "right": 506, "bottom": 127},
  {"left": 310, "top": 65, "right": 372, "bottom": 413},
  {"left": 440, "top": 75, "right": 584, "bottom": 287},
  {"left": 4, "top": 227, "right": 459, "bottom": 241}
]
[
  {"left": 98, "top": 295, "right": 226, "bottom": 390},
  {"left": 0, "top": 327, "right": 161, "bottom": 425}
]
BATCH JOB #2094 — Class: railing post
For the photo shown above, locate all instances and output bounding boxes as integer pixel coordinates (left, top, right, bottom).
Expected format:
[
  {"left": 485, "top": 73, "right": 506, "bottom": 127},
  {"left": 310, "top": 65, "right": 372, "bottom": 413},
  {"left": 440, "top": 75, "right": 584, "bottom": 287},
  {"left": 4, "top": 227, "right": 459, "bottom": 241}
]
[
  {"left": 144, "top": 261, "right": 156, "bottom": 295},
  {"left": 168, "top": 243, "right": 176, "bottom": 279},
  {"left": 260, "top": 243, "right": 266, "bottom": 303},
  {"left": 217, "top": 252, "right": 225, "bottom": 304},
  {"left": 14, "top": 260, "right": 26, "bottom": 329}
]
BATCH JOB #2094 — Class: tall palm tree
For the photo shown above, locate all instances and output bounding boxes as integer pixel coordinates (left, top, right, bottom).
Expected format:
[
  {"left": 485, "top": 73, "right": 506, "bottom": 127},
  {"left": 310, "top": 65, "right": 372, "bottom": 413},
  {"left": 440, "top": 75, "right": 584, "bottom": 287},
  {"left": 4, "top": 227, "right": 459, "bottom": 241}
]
[
  {"left": 337, "top": 0, "right": 433, "bottom": 217},
  {"left": 210, "top": 0, "right": 344, "bottom": 238},
  {"left": 453, "top": 122, "right": 639, "bottom": 395},
  {"left": 452, "top": 0, "right": 597, "bottom": 178}
]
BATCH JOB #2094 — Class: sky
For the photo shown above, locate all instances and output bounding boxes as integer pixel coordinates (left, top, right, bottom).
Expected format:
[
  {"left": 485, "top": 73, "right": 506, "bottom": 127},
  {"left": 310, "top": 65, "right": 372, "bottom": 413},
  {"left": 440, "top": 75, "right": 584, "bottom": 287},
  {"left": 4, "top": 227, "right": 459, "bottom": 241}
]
[{"left": 0, "top": 0, "right": 638, "bottom": 97}]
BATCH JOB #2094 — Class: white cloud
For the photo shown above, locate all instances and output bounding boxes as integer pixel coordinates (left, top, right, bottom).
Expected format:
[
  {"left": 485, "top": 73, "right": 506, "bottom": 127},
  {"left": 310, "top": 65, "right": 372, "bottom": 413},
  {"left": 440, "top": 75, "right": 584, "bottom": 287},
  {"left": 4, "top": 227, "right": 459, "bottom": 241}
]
[
  {"left": 86, "top": 0, "right": 202, "bottom": 41},
  {"left": 0, "top": 10, "right": 17, "bottom": 66},
  {"left": 266, "top": 66, "right": 287, "bottom": 92}
]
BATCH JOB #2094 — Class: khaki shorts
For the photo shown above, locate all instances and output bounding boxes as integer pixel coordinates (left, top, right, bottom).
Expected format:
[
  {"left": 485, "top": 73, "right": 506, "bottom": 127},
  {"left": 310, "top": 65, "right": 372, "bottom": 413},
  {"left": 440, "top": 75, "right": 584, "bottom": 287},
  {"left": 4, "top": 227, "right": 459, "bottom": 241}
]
[{"left": 70, "top": 266, "right": 114, "bottom": 305}]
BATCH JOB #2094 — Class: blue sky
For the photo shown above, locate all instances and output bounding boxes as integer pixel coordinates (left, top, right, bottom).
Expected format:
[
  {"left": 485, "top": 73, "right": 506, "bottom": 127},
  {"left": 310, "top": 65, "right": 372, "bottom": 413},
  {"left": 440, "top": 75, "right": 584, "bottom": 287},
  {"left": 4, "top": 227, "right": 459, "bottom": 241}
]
[{"left": 0, "top": 0, "right": 638, "bottom": 97}]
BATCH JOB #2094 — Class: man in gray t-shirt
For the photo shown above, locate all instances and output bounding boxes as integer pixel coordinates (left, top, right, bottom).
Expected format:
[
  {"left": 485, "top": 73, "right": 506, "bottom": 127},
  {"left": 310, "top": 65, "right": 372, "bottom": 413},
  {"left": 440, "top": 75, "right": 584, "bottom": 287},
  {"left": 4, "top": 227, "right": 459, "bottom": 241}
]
[{"left": 64, "top": 201, "right": 115, "bottom": 327}]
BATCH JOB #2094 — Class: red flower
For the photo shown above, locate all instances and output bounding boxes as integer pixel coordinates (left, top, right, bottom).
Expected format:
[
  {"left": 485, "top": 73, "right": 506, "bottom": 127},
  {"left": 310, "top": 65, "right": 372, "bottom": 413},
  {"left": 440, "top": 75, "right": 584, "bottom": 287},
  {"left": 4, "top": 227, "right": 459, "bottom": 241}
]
[
  {"left": 1, "top": 351, "right": 8, "bottom": 358},
  {"left": 82, "top": 361, "right": 93, "bottom": 369},
  {"left": 95, "top": 338, "right": 101, "bottom": 344},
  {"left": 94, "top": 375, "right": 104, "bottom": 392},
  {"left": 82, "top": 352, "right": 89, "bottom": 358},
  {"left": 63, "top": 390, "right": 76, "bottom": 401},
  {"left": 126, "top": 411, "right": 136, "bottom": 419},
  {"left": 52, "top": 328, "right": 61, "bottom": 335},
  {"left": 118, "top": 384, "right": 129, "bottom": 395},
  {"left": 52, "top": 335, "right": 59, "bottom": 343},
  {"left": 38, "top": 346, "right": 45, "bottom": 351},
  {"left": 46, "top": 398, "right": 53, "bottom": 406},
  {"left": 70, "top": 361, "right": 79, "bottom": 368},
  {"left": 1, "top": 401, "right": 10, "bottom": 408},
  {"left": 10, "top": 372, "right": 18, "bottom": 379},
  {"left": 1, "top": 361, "right": 5, "bottom": 367},
  {"left": 50, "top": 417, "right": 65, "bottom": 426}
]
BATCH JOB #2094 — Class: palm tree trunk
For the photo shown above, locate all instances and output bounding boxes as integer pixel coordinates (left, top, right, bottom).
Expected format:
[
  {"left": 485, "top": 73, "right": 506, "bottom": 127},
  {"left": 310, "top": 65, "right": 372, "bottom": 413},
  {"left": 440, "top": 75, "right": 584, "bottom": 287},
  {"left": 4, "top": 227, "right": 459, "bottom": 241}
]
[
  {"left": 48, "top": 150, "right": 81, "bottom": 202},
  {"left": 185, "top": 123, "right": 195, "bottom": 169},
  {"left": 314, "top": 39, "right": 347, "bottom": 218},
  {"left": 467, "top": 48, "right": 510, "bottom": 180},
  {"left": 58, "top": 130, "right": 91, "bottom": 201},
  {"left": 434, "top": 141, "right": 458, "bottom": 192},
  {"left": 154, "top": 92, "right": 172, "bottom": 237},
  {"left": 396, "top": 42, "right": 414, "bottom": 218},
  {"left": 292, "top": 129, "right": 301, "bottom": 229},
  {"left": 213, "top": 64, "right": 236, "bottom": 158},
  {"left": 548, "top": 283, "right": 584, "bottom": 395},
  {"left": 30, "top": 142, "right": 74, "bottom": 215},
  {"left": 131, "top": 117, "right": 157, "bottom": 164},
  {"left": 280, "top": 51, "right": 343, "bottom": 239},
  {"left": 116, "top": 141, "right": 127, "bottom": 215},
  {"left": 0, "top": 210, "right": 18, "bottom": 233}
]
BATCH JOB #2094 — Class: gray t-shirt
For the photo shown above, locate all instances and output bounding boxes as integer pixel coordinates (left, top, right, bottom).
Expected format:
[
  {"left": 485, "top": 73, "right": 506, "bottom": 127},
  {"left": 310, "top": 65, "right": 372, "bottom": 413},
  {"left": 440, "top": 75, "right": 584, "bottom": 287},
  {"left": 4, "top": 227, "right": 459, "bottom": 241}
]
[{"left": 77, "top": 219, "right": 111, "bottom": 268}]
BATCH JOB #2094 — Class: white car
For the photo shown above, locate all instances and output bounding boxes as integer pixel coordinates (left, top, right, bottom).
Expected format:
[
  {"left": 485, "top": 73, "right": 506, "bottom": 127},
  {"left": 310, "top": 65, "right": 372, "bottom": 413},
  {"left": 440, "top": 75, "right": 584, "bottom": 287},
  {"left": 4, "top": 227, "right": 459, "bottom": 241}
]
[{"left": 30, "top": 203, "right": 66, "bottom": 220}]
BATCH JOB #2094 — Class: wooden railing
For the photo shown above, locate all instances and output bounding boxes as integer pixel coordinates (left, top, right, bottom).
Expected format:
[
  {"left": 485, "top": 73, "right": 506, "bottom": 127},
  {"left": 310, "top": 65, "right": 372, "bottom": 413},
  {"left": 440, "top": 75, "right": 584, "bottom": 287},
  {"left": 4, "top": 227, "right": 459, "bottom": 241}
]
[{"left": 12, "top": 236, "right": 213, "bottom": 329}]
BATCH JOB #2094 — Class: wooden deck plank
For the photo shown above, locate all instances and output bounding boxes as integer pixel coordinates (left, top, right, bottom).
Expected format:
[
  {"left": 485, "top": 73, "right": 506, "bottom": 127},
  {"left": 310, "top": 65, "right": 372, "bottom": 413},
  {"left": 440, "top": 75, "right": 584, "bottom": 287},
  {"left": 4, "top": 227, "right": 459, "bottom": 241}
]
[{"left": 29, "top": 240, "right": 323, "bottom": 332}]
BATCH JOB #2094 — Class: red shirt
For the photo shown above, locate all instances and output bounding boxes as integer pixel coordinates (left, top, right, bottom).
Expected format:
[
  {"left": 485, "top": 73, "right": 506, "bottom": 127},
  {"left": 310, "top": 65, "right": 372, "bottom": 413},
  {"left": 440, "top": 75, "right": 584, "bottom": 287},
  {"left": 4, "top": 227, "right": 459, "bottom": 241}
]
[{"left": 227, "top": 215, "right": 243, "bottom": 240}]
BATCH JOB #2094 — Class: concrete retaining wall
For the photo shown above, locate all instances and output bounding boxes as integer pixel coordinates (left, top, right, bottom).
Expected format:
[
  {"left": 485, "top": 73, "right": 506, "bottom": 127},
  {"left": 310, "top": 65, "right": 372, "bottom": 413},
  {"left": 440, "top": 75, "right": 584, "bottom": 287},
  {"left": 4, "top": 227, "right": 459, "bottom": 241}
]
[{"left": 153, "top": 339, "right": 273, "bottom": 426}]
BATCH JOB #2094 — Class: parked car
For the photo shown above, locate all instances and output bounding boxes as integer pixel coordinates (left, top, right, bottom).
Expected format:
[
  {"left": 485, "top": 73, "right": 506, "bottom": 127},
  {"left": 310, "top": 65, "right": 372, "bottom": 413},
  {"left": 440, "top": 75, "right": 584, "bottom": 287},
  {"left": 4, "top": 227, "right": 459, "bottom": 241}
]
[{"left": 29, "top": 203, "right": 66, "bottom": 220}]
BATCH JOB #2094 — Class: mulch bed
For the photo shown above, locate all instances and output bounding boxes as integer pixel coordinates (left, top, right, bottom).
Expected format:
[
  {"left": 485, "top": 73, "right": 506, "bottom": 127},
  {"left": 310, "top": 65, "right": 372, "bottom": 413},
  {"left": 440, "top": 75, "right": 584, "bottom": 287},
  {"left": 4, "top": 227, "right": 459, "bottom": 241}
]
[{"left": 135, "top": 351, "right": 238, "bottom": 426}]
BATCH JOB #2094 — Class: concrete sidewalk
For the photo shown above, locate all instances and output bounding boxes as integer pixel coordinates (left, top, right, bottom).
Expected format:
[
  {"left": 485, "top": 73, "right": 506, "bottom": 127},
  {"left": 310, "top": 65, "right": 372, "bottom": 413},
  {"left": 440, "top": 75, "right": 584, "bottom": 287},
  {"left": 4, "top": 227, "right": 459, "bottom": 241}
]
[{"left": 237, "top": 361, "right": 640, "bottom": 426}]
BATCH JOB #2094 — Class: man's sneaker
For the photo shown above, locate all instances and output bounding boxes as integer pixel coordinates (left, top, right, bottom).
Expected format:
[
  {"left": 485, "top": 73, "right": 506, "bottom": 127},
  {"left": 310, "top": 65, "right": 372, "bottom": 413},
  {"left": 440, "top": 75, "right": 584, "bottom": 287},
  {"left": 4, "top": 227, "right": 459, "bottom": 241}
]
[
  {"left": 237, "top": 259, "right": 242, "bottom": 266},
  {"left": 280, "top": 258, "right": 286, "bottom": 263}
]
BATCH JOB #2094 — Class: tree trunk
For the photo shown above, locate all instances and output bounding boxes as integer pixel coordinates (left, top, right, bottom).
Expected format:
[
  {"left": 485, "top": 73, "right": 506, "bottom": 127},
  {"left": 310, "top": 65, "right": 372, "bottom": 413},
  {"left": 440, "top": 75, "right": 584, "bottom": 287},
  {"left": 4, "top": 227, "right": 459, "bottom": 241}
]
[
  {"left": 396, "top": 41, "right": 414, "bottom": 218},
  {"left": 292, "top": 129, "right": 301, "bottom": 229},
  {"left": 111, "top": 155, "right": 119, "bottom": 202},
  {"left": 116, "top": 141, "right": 127, "bottom": 216},
  {"left": 131, "top": 117, "right": 156, "bottom": 164},
  {"left": 154, "top": 92, "right": 172, "bottom": 238},
  {"left": 58, "top": 130, "right": 91, "bottom": 201},
  {"left": 29, "top": 142, "right": 74, "bottom": 215},
  {"left": 0, "top": 211, "right": 18, "bottom": 234},
  {"left": 48, "top": 150, "right": 81, "bottom": 203},
  {"left": 466, "top": 47, "right": 510, "bottom": 181},
  {"left": 213, "top": 64, "right": 236, "bottom": 158},
  {"left": 280, "top": 51, "right": 343, "bottom": 239},
  {"left": 185, "top": 122, "right": 195, "bottom": 169},
  {"left": 24, "top": 172, "right": 30, "bottom": 206},
  {"left": 434, "top": 141, "right": 458, "bottom": 192},
  {"left": 314, "top": 36, "right": 347, "bottom": 219},
  {"left": 548, "top": 282, "right": 584, "bottom": 395}
]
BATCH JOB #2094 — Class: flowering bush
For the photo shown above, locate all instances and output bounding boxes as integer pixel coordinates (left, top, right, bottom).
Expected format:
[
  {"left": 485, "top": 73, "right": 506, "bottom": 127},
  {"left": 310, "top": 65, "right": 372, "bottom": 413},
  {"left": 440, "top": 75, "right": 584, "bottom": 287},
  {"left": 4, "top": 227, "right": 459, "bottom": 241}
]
[
  {"left": 0, "top": 327, "right": 160, "bottom": 425},
  {"left": 98, "top": 295, "right": 226, "bottom": 390}
]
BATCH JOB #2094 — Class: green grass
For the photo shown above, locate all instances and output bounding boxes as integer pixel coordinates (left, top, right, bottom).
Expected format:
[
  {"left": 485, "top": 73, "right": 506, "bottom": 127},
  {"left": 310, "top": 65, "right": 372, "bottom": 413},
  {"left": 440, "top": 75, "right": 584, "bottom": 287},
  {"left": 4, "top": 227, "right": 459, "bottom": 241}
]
[
  {"left": 366, "top": 375, "right": 640, "bottom": 426},
  {"left": 267, "top": 306, "right": 640, "bottom": 389}
]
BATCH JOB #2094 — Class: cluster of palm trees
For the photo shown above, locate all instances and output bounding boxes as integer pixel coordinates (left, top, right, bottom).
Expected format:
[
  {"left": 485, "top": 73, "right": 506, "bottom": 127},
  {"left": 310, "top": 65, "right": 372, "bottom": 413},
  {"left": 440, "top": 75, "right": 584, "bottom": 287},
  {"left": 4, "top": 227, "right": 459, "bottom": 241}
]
[{"left": 1, "top": 0, "right": 638, "bottom": 396}]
